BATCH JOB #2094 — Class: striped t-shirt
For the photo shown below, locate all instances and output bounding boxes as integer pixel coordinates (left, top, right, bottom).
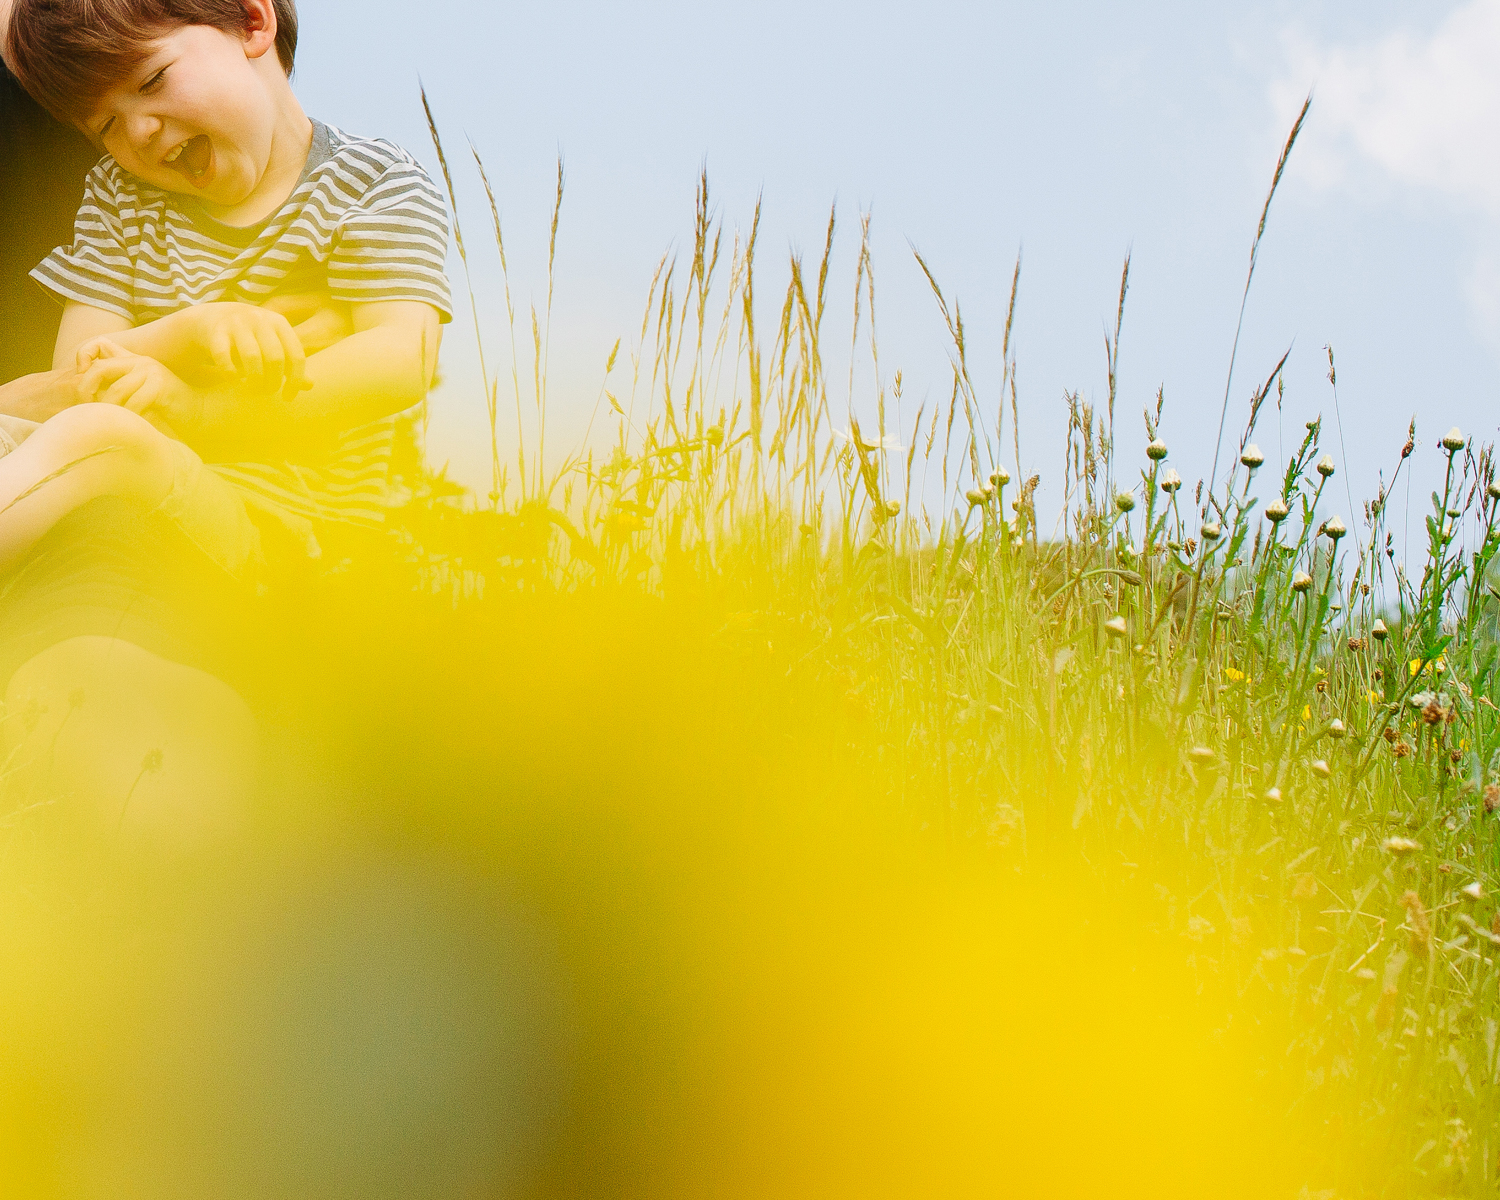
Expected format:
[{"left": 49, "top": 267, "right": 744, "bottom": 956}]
[{"left": 32, "top": 120, "right": 452, "bottom": 534}]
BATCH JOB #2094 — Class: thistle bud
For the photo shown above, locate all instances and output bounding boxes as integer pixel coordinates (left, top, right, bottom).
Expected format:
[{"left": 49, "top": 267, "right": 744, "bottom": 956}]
[
  {"left": 1265, "top": 498, "right": 1289, "bottom": 523},
  {"left": 884, "top": 499, "right": 901, "bottom": 518},
  {"left": 1292, "top": 571, "right": 1313, "bottom": 593},
  {"left": 1316, "top": 454, "right": 1336, "bottom": 478},
  {"left": 1188, "top": 746, "right": 1215, "bottom": 763},
  {"left": 1310, "top": 759, "right": 1332, "bottom": 779},
  {"left": 1323, "top": 515, "right": 1346, "bottom": 541},
  {"left": 965, "top": 488, "right": 988, "bottom": 507},
  {"left": 1327, "top": 718, "right": 1347, "bottom": 739},
  {"left": 1160, "top": 469, "right": 1182, "bottom": 494},
  {"left": 1442, "top": 427, "right": 1466, "bottom": 452},
  {"left": 1241, "top": 444, "right": 1264, "bottom": 468},
  {"left": 1462, "top": 880, "right": 1484, "bottom": 901},
  {"left": 1201, "top": 522, "right": 1222, "bottom": 542},
  {"left": 1146, "top": 438, "right": 1169, "bottom": 461},
  {"left": 1489, "top": 481, "right": 1500, "bottom": 501},
  {"left": 990, "top": 467, "right": 1010, "bottom": 487},
  {"left": 1115, "top": 491, "right": 1136, "bottom": 513},
  {"left": 1265, "top": 787, "right": 1282, "bottom": 804},
  {"left": 1372, "top": 618, "right": 1388, "bottom": 641},
  {"left": 1104, "top": 615, "right": 1128, "bottom": 638},
  {"left": 1382, "top": 836, "right": 1421, "bottom": 856}
]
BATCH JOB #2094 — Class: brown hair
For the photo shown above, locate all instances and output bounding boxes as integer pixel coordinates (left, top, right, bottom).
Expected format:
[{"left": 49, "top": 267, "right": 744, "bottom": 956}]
[{"left": 7, "top": 0, "right": 298, "bottom": 124}]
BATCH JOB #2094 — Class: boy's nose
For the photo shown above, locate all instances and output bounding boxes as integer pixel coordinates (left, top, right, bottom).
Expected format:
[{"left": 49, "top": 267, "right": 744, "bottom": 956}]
[{"left": 123, "top": 112, "right": 163, "bottom": 153}]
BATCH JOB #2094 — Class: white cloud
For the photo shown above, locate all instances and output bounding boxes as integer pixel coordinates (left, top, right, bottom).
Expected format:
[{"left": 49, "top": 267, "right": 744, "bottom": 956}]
[{"left": 1274, "top": 1, "right": 1500, "bottom": 214}]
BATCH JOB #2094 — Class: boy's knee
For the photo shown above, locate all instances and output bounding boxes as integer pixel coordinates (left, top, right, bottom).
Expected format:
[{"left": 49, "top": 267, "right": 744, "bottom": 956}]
[{"left": 49, "top": 401, "right": 157, "bottom": 449}]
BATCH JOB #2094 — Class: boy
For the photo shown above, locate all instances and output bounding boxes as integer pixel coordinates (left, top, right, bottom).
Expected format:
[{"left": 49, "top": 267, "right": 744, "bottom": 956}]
[{"left": 0, "top": 0, "right": 451, "bottom": 575}]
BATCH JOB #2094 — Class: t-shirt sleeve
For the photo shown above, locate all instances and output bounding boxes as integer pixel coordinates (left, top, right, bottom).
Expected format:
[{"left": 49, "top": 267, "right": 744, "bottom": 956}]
[
  {"left": 29, "top": 162, "right": 137, "bottom": 321},
  {"left": 327, "top": 153, "right": 453, "bottom": 322}
]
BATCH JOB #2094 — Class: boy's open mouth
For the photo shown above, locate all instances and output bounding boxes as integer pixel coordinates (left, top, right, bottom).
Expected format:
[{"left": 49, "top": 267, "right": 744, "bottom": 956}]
[{"left": 162, "top": 135, "right": 214, "bottom": 186}]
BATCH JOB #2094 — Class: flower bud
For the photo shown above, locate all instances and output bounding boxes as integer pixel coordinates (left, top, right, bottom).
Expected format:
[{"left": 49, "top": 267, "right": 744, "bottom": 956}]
[
  {"left": 1104, "top": 615, "right": 1128, "bottom": 638},
  {"left": 1292, "top": 571, "right": 1313, "bottom": 593},
  {"left": 1160, "top": 469, "right": 1182, "bottom": 494},
  {"left": 1462, "top": 880, "right": 1484, "bottom": 901},
  {"left": 1188, "top": 746, "right": 1215, "bottom": 763},
  {"left": 1372, "top": 618, "right": 1388, "bottom": 641},
  {"left": 965, "top": 488, "right": 988, "bottom": 507},
  {"left": 1265, "top": 498, "right": 1289, "bottom": 523},
  {"left": 990, "top": 467, "right": 1010, "bottom": 487},
  {"left": 1327, "top": 718, "right": 1347, "bottom": 739},
  {"left": 1316, "top": 454, "right": 1336, "bottom": 477},
  {"left": 1489, "top": 481, "right": 1500, "bottom": 501},
  {"left": 1115, "top": 491, "right": 1136, "bottom": 513},
  {"left": 1201, "top": 522, "right": 1222, "bottom": 542},
  {"left": 1382, "top": 836, "right": 1420, "bottom": 856},
  {"left": 1310, "top": 759, "right": 1332, "bottom": 779},
  {"left": 1323, "top": 514, "right": 1346, "bottom": 541},
  {"left": 1442, "top": 426, "right": 1466, "bottom": 452},
  {"left": 884, "top": 499, "right": 901, "bottom": 518},
  {"left": 1265, "top": 787, "right": 1282, "bottom": 804},
  {"left": 1241, "top": 444, "right": 1265, "bottom": 468},
  {"left": 1146, "top": 438, "right": 1169, "bottom": 461}
]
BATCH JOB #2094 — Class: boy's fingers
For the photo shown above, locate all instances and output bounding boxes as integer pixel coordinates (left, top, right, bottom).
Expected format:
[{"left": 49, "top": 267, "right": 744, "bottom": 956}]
[
  {"left": 78, "top": 359, "right": 131, "bottom": 400},
  {"left": 99, "top": 367, "right": 145, "bottom": 409},
  {"left": 232, "top": 327, "right": 264, "bottom": 382},
  {"left": 276, "top": 322, "right": 307, "bottom": 399},
  {"left": 209, "top": 328, "right": 236, "bottom": 376}
]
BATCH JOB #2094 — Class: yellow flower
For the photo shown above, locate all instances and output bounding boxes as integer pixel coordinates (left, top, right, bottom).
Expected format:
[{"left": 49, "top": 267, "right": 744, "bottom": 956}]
[
  {"left": 1410, "top": 658, "right": 1422, "bottom": 677},
  {"left": 1367, "top": 689, "right": 1380, "bottom": 704},
  {"left": 1302, "top": 705, "right": 1311, "bottom": 721},
  {"left": 1435, "top": 657, "right": 1448, "bottom": 674},
  {"left": 1225, "top": 667, "right": 1245, "bottom": 682}
]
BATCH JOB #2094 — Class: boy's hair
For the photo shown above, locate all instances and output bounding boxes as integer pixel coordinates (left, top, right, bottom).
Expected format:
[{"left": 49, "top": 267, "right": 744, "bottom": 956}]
[{"left": 7, "top": 0, "right": 298, "bottom": 125}]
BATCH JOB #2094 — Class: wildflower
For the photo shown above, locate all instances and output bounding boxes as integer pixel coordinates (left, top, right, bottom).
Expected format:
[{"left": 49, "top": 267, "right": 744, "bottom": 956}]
[
  {"left": 1114, "top": 491, "right": 1135, "bottom": 513},
  {"left": 1441, "top": 426, "right": 1466, "bottom": 452},
  {"left": 1241, "top": 444, "right": 1265, "bottom": 468},
  {"left": 1146, "top": 438, "right": 1169, "bottom": 461},
  {"left": 1328, "top": 718, "right": 1347, "bottom": 739},
  {"left": 1400, "top": 891, "right": 1432, "bottom": 959},
  {"left": 1461, "top": 881, "right": 1484, "bottom": 901},
  {"left": 1372, "top": 618, "right": 1388, "bottom": 641},
  {"left": 1317, "top": 454, "right": 1337, "bottom": 477},
  {"left": 1348, "top": 637, "right": 1366, "bottom": 652},
  {"left": 1188, "top": 746, "right": 1215, "bottom": 764},
  {"left": 990, "top": 467, "right": 1010, "bottom": 487},
  {"left": 1392, "top": 741, "right": 1413, "bottom": 758},
  {"left": 1291, "top": 873, "right": 1318, "bottom": 900},
  {"left": 1292, "top": 571, "right": 1313, "bottom": 593},
  {"left": 1422, "top": 698, "right": 1445, "bottom": 726},
  {"left": 1322, "top": 515, "right": 1346, "bottom": 541},
  {"left": 1265, "top": 498, "right": 1289, "bottom": 523},
  {"left": 1484, "top": 783, "right": 1500, "bottom": 814},
  {"left": 1184, "top": 538, "right": 1198, "bottom": 556},
  {"left": 1200, "top": 522, "right": 1221, "bottom": 541},
  {"left": 1225, "top": 666, "right": 1245, "bottom": 682},
  {"left": 1104, "top": 615, "right": 1128, "bottom": 638},
  {"left": 1160, "top": 469, "right": 1182, "bottom": 494},
  {"left": 1382, "top": 836, "right": 1421, "bottom": 855},
  {"left": 1265, "top": 786, "right": 1283, "bottom": 803},
  {"left": 1310, "top": 759, "right": 1332, "bottom": 779}
]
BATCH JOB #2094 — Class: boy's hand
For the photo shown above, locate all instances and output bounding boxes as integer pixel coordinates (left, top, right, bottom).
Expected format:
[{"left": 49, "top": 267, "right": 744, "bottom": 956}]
[
  {"left": 76, "top": 341, "right": 200, "bottom": 435},
  {"left": 259, "top": 293, "right": 355, "bottom": 355}
]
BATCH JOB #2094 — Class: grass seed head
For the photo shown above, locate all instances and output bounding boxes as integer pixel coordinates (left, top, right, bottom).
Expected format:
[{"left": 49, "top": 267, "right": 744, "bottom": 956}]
[
  {"left": 1241, "top": 443, "right": 1264, "bottom": 468},
  {"left": 1400, "top": 890, "right": 1433, "bottom": 958},
  {"left": 1160, "top": 469, "right": 1182, "bottom": 494},
  {"left": 1266, "top": 498, "right": 1289, "bottom": 523},
  {"left": 1372, "top": 618, "right": 1388, "bottom": 641},
  {"left": 1383, "top": 836, "right": 1421, "bottom": 856},
  {"left": 1442, "top": 426, "right": 1467, "bottom": 452},
  {"left": 1317, "top": 454, "right": 1337, "bottom": 478},
  {"left": 1146, "top": 437, "right": 1168, "bottom": 461},
  {"left": 1310, "top": 759, "right": 1332, "bottom": 778},
  {"left": 1104, "top": 615, "right": 1128, "bottom": 638},
  {"left": 1292, "top": 571, "right": 1313, "bottom": 593}
]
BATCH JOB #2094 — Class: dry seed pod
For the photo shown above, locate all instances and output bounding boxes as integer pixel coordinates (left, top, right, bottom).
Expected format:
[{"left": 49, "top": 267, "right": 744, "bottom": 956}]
[
  {"left": 1265, "top": 498, "right": 1289, "bottom": 523},
  {"left": 1292, "top": 571, "right": 1314, "bottom": 593},
  {"left": 1372, "top": 618, "right": 1388, "bottom": 641},
  {"left": 1104, "top": 615, "right": 1128, "bottom": 638},
  {"left": 1160, "top": 469, "right": 1183, "bottom": 494},
  {"left": 1310, "top": 759, "right": 1332, "bottom": 779},
  {"left": 1317, "top": 454, "right": 1337, "bottom": 477},
  {"left": 1146, "top": 438, "right": 1169, "bottom": 461},
  {"left": 1484, "top": 783, "right": 1500, "bottom": 814},
  {"left": 1241, "top": 444, "right": 1264, "bottom": 468},
  {"left": 1442, "top": 426, "right": 1466, "bottom": 452},
  {"left": 1115, "top": 491, "right": 1136, "bottom": 513}
]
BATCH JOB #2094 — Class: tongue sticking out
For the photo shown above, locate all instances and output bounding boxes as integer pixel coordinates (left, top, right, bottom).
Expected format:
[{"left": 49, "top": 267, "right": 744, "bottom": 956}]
[{"left": 169, "top": 135, "right": 213, "bottom": 186}]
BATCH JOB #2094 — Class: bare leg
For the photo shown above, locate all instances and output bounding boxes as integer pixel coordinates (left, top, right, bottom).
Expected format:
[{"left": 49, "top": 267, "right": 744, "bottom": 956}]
[
  {"left": 4, "top": 636, "right": 257, "bottom": 843},
  {"left": 0, "top": 404, "right": 175, "bottom": 574}
]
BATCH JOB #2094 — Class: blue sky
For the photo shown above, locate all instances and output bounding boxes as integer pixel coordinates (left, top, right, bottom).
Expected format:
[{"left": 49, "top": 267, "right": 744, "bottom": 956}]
[{"left": 293, "top": 0, "right": 1497, "bottom": 549}]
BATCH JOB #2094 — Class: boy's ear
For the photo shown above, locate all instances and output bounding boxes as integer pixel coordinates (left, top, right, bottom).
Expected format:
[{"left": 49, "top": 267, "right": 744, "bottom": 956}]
[{"left": 240, "top": 0, "right": 279, "bottom": 60}]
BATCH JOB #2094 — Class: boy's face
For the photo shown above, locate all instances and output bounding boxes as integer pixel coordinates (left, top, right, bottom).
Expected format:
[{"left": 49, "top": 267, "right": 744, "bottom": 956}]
[{"left": 83, "top": 24, "right": 283, "bottom": 207}]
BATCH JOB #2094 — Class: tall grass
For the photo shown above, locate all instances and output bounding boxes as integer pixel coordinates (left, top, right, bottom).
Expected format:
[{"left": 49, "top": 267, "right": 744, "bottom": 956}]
[{"left": 413, "top": 103, "right": 1500, "bottom": 1195}]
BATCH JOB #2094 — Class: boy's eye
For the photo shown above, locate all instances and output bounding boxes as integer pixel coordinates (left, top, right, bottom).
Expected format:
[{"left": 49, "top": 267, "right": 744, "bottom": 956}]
[
  {"left": 141, "top": 68, "right": 168, "bottom": 92},
  {"left": 97, "top": 116, "right": 115, "bottom": 140}
]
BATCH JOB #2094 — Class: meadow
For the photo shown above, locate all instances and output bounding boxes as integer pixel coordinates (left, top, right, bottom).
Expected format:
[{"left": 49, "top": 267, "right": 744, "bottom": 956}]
[{"left": 2, "top": 103, "right": 1498, "bottom": 1197}]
